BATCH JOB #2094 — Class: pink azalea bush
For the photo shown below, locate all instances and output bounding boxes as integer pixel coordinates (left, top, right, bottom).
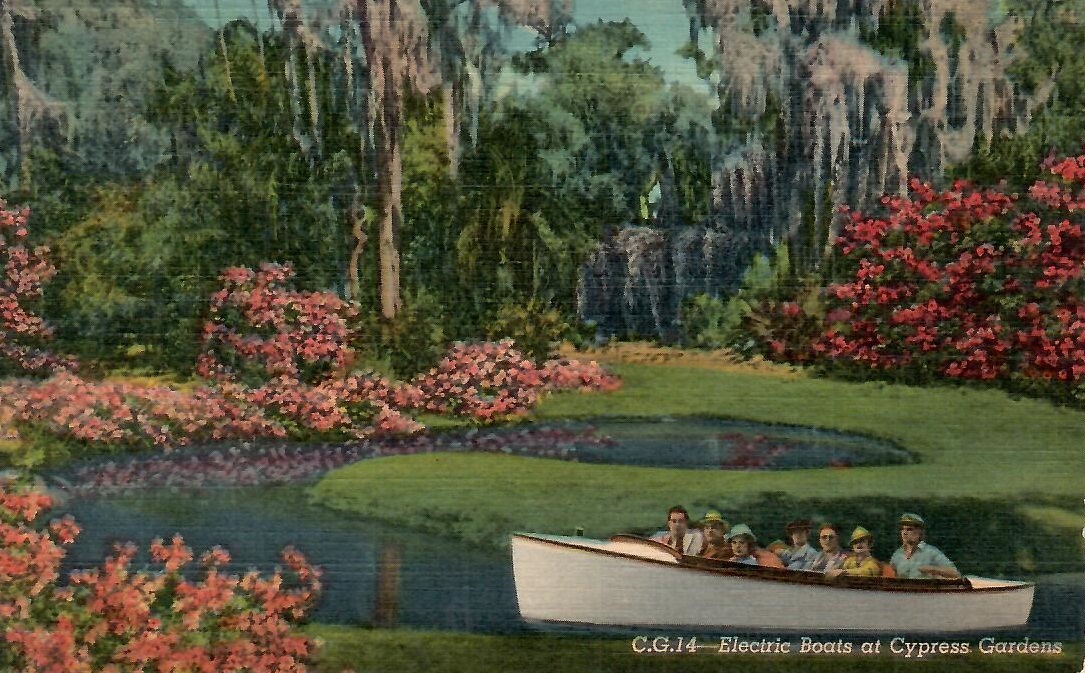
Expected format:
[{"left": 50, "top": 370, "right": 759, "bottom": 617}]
[
  {"left": 408, "top": 342, "right": 621, "bottom": 421},
  {"left": 0, "top": 253, "right": 620, "bottom": 457},
  {"left": 196, "top": 263, "right": 357, "bottom": 386},
  {"left": 0, "top": 375, "right": 284, "bottom": 450},
  {"left": 0, "top": 478, "right": 334, "bottom": 673},
  {"left": 0, "top": 200, "right": 75, "bottom": 374}
]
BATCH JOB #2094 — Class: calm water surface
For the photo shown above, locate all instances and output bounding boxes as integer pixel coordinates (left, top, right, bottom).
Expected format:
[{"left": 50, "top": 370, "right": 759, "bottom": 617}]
[{"left": 53, "top": 488, "right": 1083, "bottom": 640}]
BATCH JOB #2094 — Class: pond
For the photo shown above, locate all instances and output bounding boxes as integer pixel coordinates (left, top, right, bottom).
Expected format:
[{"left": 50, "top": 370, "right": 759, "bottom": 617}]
[
  {"left": 49, "top": 417, "right": 913, "bottom": 497},
  {"left": 39, "top": 417, "right": 1079, "bottom": 640}
]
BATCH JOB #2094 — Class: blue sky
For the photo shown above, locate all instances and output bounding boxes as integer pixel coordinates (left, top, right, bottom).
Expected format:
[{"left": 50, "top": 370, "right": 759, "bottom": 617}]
[{"left": 186, "top": 0, "right": 707, "bottom": 89}]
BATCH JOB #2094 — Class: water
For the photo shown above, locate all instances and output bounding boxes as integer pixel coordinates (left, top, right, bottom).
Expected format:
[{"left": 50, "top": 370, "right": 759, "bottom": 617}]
[
  {"left": 50, "top": 418, "right": 914, "bottom": 498},
  {"left": 37, "top": 417, "right": 1077, "bottom": 639},
  {"left": 54, "top": 488, "right": 524, "bottom": 632},
  {"left": 547, "top": 418, "right": 913, "bottom": 469},
  {"left": 52, "top": 487, "right": 1083, "bottom": 640}
]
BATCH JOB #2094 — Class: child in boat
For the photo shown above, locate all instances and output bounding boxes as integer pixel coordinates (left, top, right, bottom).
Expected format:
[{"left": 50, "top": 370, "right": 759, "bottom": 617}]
[
  {"left": 699, "top": 510, "right": 732, "bottom": 559},
  {"left": 826, "top": 527, "right": 881, "bottom": 577},
  {"left": 726, "top": 524, "right": 785, "bottom": 568}
]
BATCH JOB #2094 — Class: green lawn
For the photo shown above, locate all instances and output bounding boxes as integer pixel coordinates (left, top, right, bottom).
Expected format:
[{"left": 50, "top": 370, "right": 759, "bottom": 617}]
[
  {"left": 309, "top": 363, "right": 1085, "bottom": 574},
  {"left": 304, "top": 627, "right": 1083, "bottom": 673}
]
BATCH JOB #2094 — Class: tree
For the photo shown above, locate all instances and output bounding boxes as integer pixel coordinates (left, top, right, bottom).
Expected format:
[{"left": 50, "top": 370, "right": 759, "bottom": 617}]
[
  {"left": 51, "top": 22, "right": 359, "bottom": 369},
  {"left": 268, "top": 0, "right": 568, "bottom": 319}
]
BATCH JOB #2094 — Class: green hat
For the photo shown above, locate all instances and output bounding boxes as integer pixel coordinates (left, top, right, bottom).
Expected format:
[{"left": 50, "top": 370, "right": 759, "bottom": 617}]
[
  {"left": 726, "top": 523, "right": 756, "bottom": 543},
  {"left": 899, "top": 512, "right": 926, "bottom": 527},
  {"left": 850, "top": 526, "right": 873, "bottom": 544}
]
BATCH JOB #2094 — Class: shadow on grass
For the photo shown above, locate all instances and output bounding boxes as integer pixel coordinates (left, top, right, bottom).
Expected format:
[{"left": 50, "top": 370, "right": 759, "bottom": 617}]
[{"left": 307, "top": 628, "right": 1084, "bottom": 673}]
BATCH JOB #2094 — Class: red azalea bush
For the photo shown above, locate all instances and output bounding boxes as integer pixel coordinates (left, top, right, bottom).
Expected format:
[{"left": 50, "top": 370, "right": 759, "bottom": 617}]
[
  {"left": 812, "top": 153, "right": 1085, "bottom": 401},
  {"left": 0, "top": 478, "right": 331, "bottom": 672},
  {"left": 245, "top": 374, "right": 423, "bottom": 438},
  {"left": 0, "top": 200, "right": 75, "bottom": 375}
]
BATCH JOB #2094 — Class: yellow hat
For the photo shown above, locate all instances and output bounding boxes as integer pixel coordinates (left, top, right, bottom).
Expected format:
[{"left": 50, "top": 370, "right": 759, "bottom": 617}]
[
  {"left": 703, "top": 510, "right": 724, "bottom": 523},
  {"left": 850, "top": 526, "right": 873, "bottom": 544}
]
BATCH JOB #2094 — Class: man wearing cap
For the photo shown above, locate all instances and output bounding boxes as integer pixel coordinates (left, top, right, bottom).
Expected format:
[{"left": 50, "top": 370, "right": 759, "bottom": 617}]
[
  {"left": 779, "top": 518, "right": 819, "bottom": 570},
  {"left": 890, "top": 513, "right": 960, "bottom": 579},
  {"left": 827, "top": 527, "right": 882, "bottom": 577},
  {"left": 699, "top": 510, "right": 732, "bottom": 559},
  {"left": 650, "top": 505, "right": 705, "bottom": 555},
  {"left": 727, "top": 524, "right": 785, "bottom": 568}
]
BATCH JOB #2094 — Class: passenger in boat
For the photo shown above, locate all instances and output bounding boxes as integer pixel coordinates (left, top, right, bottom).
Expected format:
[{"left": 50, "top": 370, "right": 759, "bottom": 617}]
[
  {"left": 808, "top": 523, "right": 848, "bottom": 572},
  {"left": 699, "top": 510, "right": 732, "bottom": 559},
  {"left": 650, "top": 505, "right": 705, "bottom": 555},
  {"left": 779, "top": 518, "right": 819, "bottom": 570},
  {"left": 826, "top": 527, "right": 881, "bottom": 577},
  {"left": 725, "top": 524, "right": 758, "bottom": 564},
  {"left": 890, "top": 513, "right": 961, "bottom": 579},
  {"left": 726, "top": 524, "right": 785, "bottom": 568}
]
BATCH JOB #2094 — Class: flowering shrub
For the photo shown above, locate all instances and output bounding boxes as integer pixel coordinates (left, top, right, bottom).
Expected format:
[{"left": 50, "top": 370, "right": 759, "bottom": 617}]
[
  {"left": 408, "top": 341, "right": 544, "bottom": 420},
  {"left": 805, "top": 154, "right": 1085, "bottom": 401},
  {"left": 0, "top": 478, "right": 331, "bottom": 672},
  {"left": 0, "top": 375, "right": 285, "bottom": 452},
  {"left": 736, "top": 291, "right": 826, "bottom": 365},
  {"left": 197, "top": 263, "right": 357, "bottom": 386},
  {"left": 538, "top": 357, "right": 623, "bottom": 393},
  {"left": 0, "top": 255, "right": 620, "bottom": 457},
  {"left": 405, "top": 341, "right": 618, "bottom": 422},
  {"left": 245, "top": 374, "right": 423, "bottom": 439},
  {"left": 0, "top": 200, "right": 75, "bottom": 374}
]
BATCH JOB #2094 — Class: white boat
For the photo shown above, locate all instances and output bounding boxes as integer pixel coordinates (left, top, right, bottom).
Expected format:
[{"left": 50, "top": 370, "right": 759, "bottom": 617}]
[{"left": 511, "top": 533, "right": 1035, "bottom": 632}]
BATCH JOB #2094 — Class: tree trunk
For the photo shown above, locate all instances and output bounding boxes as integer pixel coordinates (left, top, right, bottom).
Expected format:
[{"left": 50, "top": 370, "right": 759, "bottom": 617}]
[
  {"left": 0, "top": 1, "right": 29, "bottom": 188},
  {"left": 377, "top": 54, "right": 403, "bottom": 319},
  {"left": 347, "top": 186, "right": 367, "bottom": 301},
  {"left": 442, "top": 80, "right": 460, "bottom": 179}
]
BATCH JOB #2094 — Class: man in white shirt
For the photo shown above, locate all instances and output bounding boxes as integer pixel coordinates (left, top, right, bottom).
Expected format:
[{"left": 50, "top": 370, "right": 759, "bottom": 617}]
[{"left": 650, "top": 505, "right": 705, "bottom": 555}]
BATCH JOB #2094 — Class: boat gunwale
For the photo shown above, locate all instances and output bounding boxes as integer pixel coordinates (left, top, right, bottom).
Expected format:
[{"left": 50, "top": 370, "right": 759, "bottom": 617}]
[{"left": 512, "top": 533, "right": 1035, "bottom": 595}]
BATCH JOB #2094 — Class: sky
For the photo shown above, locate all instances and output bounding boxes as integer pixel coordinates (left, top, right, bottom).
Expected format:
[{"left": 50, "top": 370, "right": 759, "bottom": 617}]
[{"left": 184, "top": 0, "right": 710, "bottom": 91}]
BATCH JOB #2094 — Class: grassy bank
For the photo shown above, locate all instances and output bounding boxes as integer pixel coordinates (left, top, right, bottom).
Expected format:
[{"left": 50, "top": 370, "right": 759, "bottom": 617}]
[
  {"left": 309, "top": 361, "right": 1084, "bottom": 574},
  {"left": 304, "top": 627, "right": 1083, "bottom": 673}
]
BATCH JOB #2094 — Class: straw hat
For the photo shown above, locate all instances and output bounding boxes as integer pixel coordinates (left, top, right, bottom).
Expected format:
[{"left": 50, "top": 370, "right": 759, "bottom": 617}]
[{"left": 849, "top": 526, "right": 873, "bottom": 545}]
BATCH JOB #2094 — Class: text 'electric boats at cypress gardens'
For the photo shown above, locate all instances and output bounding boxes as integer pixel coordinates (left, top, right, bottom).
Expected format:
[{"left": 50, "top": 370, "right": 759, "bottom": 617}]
[{"left": 511, "top": 533, "right": 1034, "bottom": 632}]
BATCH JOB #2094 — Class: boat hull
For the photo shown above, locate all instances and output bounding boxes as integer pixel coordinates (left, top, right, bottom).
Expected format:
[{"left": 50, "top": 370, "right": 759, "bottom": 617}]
[{"left": 512, "top": 534, "right": 1034, "bottom": 632}]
